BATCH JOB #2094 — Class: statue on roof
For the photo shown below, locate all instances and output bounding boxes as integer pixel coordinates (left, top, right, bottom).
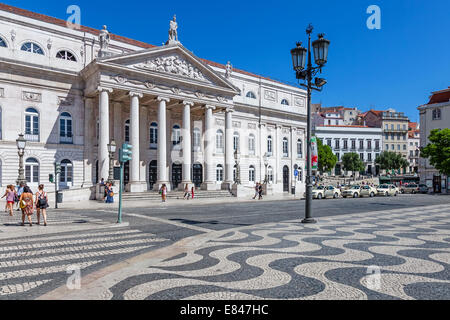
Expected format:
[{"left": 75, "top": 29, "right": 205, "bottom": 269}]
[
  {"left": 167, "top": 15, "right": 179, "bottom": 45},
  {"left": 99, "top": 25, "right": 110, "bottom": 51},
  {"left": 225, "top": 61, "right": 233, "bottom": 78}
]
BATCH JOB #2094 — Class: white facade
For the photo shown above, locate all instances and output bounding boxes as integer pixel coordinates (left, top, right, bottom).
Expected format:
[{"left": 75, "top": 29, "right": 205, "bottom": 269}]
[
  {"left": 0, "top": 5, "right": 307, "bottom": 199},
  {"left": 418, "top": 88, "right": 450, "bottom": 193},
  {"left": 408, "top": 131, "right": 420, "bottom": 173},
  {"left": 314, "top": 126, "right": 383, "bottom": 176}
]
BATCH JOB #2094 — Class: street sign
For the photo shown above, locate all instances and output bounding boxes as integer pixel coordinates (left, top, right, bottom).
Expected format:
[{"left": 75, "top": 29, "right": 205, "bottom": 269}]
[
  {"left": 294, "top": 169, "right": 299, "bottom": 177},
  {"left": 120, "top": 143, "right": 133, "bottom": 163}
]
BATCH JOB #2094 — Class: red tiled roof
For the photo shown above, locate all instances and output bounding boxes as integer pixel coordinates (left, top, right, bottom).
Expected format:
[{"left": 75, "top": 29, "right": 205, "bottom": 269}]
[
  {"left": 358, "top": 109, "right": 384, "bottom": 118},
  {"left": 0, "top": 3, "right": 292, "bottom": 88},
  {"left": 428, "top": 87, "right": 450, "bottom": 105},
  {"left": 408, "top": 122, "right": 418, "bottom": 130}
]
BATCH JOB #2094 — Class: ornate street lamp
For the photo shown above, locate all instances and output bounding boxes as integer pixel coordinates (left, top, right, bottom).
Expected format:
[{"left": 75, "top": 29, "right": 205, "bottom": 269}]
[
  {"left": 107, "top": 140, "right": 117, "bottom": 184},
  {"left": 16, "top": 134, "right": 27, "bottom": 186},
  {"left": 234, "top": 149, "right": 241, "bottom": 185},
  {"left": 291, "top": 24, "right": 330, "bottom": 224}
]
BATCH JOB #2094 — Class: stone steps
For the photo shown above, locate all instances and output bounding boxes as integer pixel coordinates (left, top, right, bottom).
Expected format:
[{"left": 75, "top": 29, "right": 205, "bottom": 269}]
[{"left": 123, "top": 190, "right": 233, "bottom": 201}]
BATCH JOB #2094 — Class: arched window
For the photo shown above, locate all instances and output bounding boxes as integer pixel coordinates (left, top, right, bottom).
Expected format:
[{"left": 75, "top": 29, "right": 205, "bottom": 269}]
[
  {"left": 21, "top": 42, "right": 44, "bottom": 55},
  {"left": 268, "top": 166, "right": 274, "bottom": 184},
  {"left": 297, "top": 139, "right": 303, "bottom": 158},
  {"left": 25, "top": 158, "right": 39, "bottom": 185},
  {"left": 193, "top": 128, "right": 201, "bottom": 151},
  {"left": 283, "top": 138, "right": 289, "bottom": 157},
  {"left": 0, "top": 37, "right": 7, "bottom": 48},
  {"left": 281, "top": 99, "right": 289, "bottom": 106},
  {"left": 216, "top": 165, "right": 224, "bottom": 182},
  {"left": 249, "top": 165, "right": 256, "bottom": 183},
  {"left": 267, "top": 136, "right": 273, "bottom": 156},
  {"left": 246, "top": 91, "right": 257, "bottom": 99},
  {"left": 216, "top": 130, "right": 224, "bottom": 153},
  {"left": 60, "top": 159, "right": 73, "bottom": 187},
  {"left": 60, "top": 112, "right": 73, "bottom": 144},
  {"left": 233, "top": 132, "right": 240, "bottom": 152},
  {"left": 125, "top": 120, "right": 130, "bottom": 143},
  {"left": 25, "top": 108, "right": 39, "bottom": 142},
  {"left": 56, "top": 50, "right": 77, "bottom": 62},
  {"left": 150, "top": 122, "right": 158, "bottom": 149},
  {"left": 248, "top": 134, "right": 256, "bottom": 155}
]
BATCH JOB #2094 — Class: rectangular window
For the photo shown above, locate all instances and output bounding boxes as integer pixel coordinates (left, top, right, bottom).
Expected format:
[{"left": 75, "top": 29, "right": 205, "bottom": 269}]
[
  {"left": 327, "top": 139, "right": 332, "bottom": 147},
  {"left": 335, "top": 140, "right": 340, "bottom": 150},
  {"left": 351, "top": 140, "right": 356, "bottom": 150},
  {"left": 375, "top": 141, "right": 380, "bottom": 150},
  {"left": 25, "top": 116, "right": 31, "bottom": 135},
  {"left": 359, "top": 140, "right": 364, "bottom": 150},
  {"left": 33, "top": 166, "right": 38, "bottom": 183},
  {"left": 360, "top": 153, "right": 364, "bottom": 161},
  {"left": 368, "top": 153, "right": 372, "bottom": 162},
  {"left": 343, "top": 140, "right": 348, "bottom": 149},
  {"left": 367, "top": 140, "right": 372, "bottom": 150},
  {"left": 25, "top": 166, "right": 31, "bottom": 183}
]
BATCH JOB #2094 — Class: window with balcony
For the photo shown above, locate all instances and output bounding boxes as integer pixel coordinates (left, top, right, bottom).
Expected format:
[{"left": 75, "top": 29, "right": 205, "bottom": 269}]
[
  {"left": 59, "top": 112, "right": 73, "bottom": 144},
  {"left": 25, "top": 108, "right": 39, "bottom": 142}
]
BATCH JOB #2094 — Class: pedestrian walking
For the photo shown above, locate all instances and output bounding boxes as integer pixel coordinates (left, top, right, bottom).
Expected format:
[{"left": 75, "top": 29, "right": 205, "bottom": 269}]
[
  {"left": 16, "top": 183, "right": 24, "bottom": 211},
  {"left": 160, "top": 184, "right": 167, "bottom": 202},
  {"left": 35, "top": 184, "right": 49, "bottom": 226},
  {"left": 253, "top": 183, "right": 259, "bottom": 200},
  {"left": 19, "top": 186, "right": 34, "bottom": 227},
  {"left": 105, "top": 183, "right": 114, "bottom": 204},
  {"left": 191, "top": 186, "right": 195, "bottom": 200},
  {"left": 183, "top": 184, "right": 190, "bottom": 200},
  {"left": 2, "top": 185, "right": 16, "bottom": 216},
  {"left": 258, "top": 183, "right": 263, "bottom": 200}
]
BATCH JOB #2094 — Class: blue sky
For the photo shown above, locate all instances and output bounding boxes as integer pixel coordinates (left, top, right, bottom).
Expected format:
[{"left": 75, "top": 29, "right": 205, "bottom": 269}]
[{"left": 5, "top": 0, "right": 450, "bottom": 123}]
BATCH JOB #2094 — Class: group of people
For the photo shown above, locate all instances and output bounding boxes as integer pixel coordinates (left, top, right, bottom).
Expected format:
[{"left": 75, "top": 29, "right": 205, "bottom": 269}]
[
  {"left": 100, "top": 179, "right": 115, "bottom": 204},
  {"left": 253, "top": 183, "right": 264, "bottom": 200},
  {"left": 1, "top": 183, "right": 49, "bottom": 227},
  {"left": 183, "top": 184, "right": 195, "bottom": 200}
]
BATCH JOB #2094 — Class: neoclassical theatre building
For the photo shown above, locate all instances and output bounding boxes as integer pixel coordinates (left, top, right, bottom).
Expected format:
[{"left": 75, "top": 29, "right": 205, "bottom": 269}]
[{"left": 0, "top": 4, "right": 307, "bottom": 200}]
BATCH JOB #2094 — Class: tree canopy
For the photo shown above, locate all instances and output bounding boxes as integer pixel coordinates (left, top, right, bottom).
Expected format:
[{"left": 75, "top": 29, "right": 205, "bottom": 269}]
[
  {"left": 421, "top": 128, "right": 450, "bottom": 176},
  {"left": 375, "top": 151, "right": 409, "bottom": 172},
  {"left": 316, "top": 138, "right": 338, "bottom": 173},
  {"left": 342, "top": 153, "right": 365, "bottom": 175}
]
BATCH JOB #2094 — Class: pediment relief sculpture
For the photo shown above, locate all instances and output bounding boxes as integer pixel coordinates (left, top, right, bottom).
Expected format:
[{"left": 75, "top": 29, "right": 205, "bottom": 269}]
[{"left": 137, "top": 54, "right": 207, "bottom": 82}]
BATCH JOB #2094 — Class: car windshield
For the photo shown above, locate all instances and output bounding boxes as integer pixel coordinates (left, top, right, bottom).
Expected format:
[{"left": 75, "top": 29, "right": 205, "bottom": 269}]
[
  {"left": 351, "top": 186, "right": 360, "bottom": 189},
  {"left": 408, "top": 184, "right": 418, "bottom": 188},
  {"left": 419, "top": 184, "right": 427, "bottom": 188},
  {"left": 379, "top": 185, "right": 389, "bottom": 189},
  {"left": 315, "top": 186, "right": 325, "bottom": 190}
]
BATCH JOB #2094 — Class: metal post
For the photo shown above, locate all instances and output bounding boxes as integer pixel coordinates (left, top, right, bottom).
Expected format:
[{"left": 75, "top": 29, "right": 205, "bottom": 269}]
[
  {"left": 108, "top": 151, "right": 114, "bottom": 184},
  {"left": 118, "top": 160, "right": 124, "bottom": 224},
  {"left": 54, "top": 163, "right": 58, "bottom": 209},
  {"left": 302, "top": 26, "right": 316, "bottom": 224}
]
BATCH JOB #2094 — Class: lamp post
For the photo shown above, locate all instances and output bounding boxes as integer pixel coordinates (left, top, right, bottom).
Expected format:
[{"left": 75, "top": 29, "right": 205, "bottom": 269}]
[
  {"left": 16, "top": 134, "right": 27, "bottom": 186},
  {"left": 291, "top": 24, "right": 330, "bottom": 224},
  {"left": 234, "top": 150, "right": 241, "bottom": 185},
  {"left": 107, "top": 140, "right": 117, "bottom": 184},
  {"left": 263, "top": 153, "right": 269, "bottom": 184}
]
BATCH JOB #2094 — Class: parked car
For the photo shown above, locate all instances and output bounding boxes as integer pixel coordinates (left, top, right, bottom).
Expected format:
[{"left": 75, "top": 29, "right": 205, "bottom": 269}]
[
  {"left": 401, "top": 184, "right": 419, "bottom": 194},
  {"left": 418, "top": 184, "right": 429, "bottom": 194},
  {"left": 360, "top": 185, "right": 377, "bottom": 198},
  {"left": 377, "top": 184, "right": 398, "bottom": 197},
  {"left": 343, "top": 185, "right": 362, "bottom": 198},
  {"left": 324, "top": 186, "right": 342, "bottom": 199},
  {"left": 312, "top": 186, "right": 326, "bottom": 199}
]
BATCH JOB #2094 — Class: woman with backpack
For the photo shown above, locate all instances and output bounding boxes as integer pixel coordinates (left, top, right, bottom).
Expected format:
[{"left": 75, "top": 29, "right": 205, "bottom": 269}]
[
  {"left": 35, "top": 184, "right": 49, "bottom": 226},
  {"left": 19, "top": 186, "right": 34, "bottom": 227}
]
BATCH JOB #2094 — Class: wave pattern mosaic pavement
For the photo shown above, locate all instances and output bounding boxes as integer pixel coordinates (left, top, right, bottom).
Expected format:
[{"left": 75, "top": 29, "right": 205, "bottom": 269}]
[{"left": 108, "top": 204, "right": 450, "bottom": 300}]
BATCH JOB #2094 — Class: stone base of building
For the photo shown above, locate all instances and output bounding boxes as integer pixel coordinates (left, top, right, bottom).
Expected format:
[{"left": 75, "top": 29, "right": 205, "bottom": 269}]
[
  {"left": 201, "top": 182, "right": 217, "bottom": 191},
  {"left": 178, "top": 181, "right": 194, "bottom": 191},
  {"left": 231, "top": 184, "right": 254, "bottom": 198},
  {"left": 126, "top": 181, "right": 147, "bottom": 193},
  {"left": 221, "top": 182, "right": 234, "bottom": 191}
]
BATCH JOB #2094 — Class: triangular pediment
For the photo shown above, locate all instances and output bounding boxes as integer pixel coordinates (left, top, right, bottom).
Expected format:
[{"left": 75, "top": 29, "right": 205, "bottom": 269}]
[{"left": 98, "top": 44, "right": 239, "bottom": 95}]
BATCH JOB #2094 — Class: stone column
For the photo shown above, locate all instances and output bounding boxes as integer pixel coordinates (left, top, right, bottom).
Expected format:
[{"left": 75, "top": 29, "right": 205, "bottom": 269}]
[
  {"left": 82, "top": 97, "right": 94, "bottom": 188},
  {"left": 98, "top": 87, "right": 112, "bottom": 184},
  {"left": 201, "top": 105, "right": 216, "bottom": 190},
  {"left": 259, "top": 123, "right": 267, "bottom": 183},
  {"left": 276, "top": 125, "right": 282, "bottom": 183},
  {"left": 181, "top": 101, "right": 194, "bottom": 190},
  {"left": 128, "top": 92, "right": 146, "bottom": 192},
  {"left": 154, "top": 97, "right": 170, "bottom": 191},
  {"left": 222, "top": 108, "right": 234, "bottom": 189}
]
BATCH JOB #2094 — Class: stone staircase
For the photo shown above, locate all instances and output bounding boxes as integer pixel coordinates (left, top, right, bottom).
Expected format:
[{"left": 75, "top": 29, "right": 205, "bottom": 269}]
[{"left": 122, "top": 190, "right": 234, "bottom": 202}]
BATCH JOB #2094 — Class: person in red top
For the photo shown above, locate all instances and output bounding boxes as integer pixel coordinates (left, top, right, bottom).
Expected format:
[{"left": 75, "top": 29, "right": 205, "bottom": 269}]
[{"left": 191, "top": 187, "right": 195, "bottom": 200}]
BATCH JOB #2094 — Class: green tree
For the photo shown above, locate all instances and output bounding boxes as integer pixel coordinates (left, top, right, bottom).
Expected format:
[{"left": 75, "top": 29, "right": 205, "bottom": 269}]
[
  {"left": 376, "top": 151, "right": 409, "bottom": 174},
  {"left": 421, "top": 128, "right": 450, "bottom": 176},
  {"left": 342, "top": 153, "right": 365, "bottom": 181},
  {"left": 316, "top": 138, "right": 338, "bottom": 174}
]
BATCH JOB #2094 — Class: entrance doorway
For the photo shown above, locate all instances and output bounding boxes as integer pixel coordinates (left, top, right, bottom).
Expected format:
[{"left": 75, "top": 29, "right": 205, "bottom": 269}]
[
  {"left": 172, "top": 164, "right": 182, "bottom": 190},
  {"left": 283, "top": 166, "right": 290, "bottom": 192},
  {"left": 335, "top": 164, "right": 342, "bottom": 176},
  {"left": 193, "top": 164, "right": 203, "bottom": 188},
  {"left": 149, "top": 160, "right": 157, "bottom": 190},
  {"left": 433, "top": 175, "right": 442, "bottom": 193}
]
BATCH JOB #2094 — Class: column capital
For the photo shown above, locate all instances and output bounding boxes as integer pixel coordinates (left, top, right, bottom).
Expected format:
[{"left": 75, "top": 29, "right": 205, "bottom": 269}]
[
  {"left": 97, "top": 86, "right": 113, "bottom": 94},
  {"left": 129, "top": 91, "right": 143, "bottom": 99},
  {"left": 157, "top": 96, "right": 170, "bottom": 103},
  {"left": 225, "top": 107, "right": 235, "bottom": 113},
  {"left": 205, "top": 105, "right": 216, "bottom": 111},
  {"left": 182, "top": 100, "right": 195, "bottom": 107}
]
